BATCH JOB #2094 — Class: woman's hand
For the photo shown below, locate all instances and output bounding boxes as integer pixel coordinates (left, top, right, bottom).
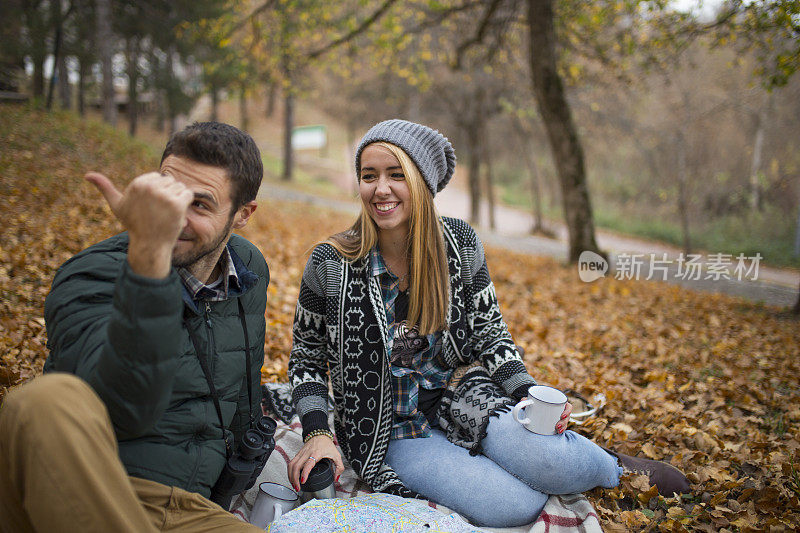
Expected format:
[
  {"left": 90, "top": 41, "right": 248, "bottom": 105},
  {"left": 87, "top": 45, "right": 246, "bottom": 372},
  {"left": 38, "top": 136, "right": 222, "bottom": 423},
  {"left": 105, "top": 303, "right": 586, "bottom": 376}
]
[
  {"left": 556, "top": 402, "right": 573, "bottom": 434},
  {"left": 287, "top": 436, "right": 345, "bottom": 491}
]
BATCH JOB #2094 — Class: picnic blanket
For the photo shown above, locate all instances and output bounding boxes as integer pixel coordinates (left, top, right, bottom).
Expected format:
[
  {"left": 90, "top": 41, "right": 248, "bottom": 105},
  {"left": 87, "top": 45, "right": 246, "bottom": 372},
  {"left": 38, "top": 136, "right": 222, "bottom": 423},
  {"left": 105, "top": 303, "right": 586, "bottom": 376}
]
[{"left": 229, "top": 384, "right": 602, "bottom": 532}]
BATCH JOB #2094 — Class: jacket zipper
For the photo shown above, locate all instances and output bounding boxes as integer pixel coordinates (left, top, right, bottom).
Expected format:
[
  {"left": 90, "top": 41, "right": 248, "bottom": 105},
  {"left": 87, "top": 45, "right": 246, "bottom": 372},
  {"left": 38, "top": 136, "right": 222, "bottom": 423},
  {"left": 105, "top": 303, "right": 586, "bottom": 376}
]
[
  {"left": 188, "top": 301, "right": 215, "bottom": 489},
  {"left": 204, "top": 301, "right": 216, "bottom": 373}
]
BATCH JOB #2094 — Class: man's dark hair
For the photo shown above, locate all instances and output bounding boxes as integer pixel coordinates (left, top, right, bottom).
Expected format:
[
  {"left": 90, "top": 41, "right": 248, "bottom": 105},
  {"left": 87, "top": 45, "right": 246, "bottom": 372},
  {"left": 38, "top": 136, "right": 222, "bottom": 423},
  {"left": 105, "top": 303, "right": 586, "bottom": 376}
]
[{"left": 160, "top": 122, "right": 263, "bottom": 210}]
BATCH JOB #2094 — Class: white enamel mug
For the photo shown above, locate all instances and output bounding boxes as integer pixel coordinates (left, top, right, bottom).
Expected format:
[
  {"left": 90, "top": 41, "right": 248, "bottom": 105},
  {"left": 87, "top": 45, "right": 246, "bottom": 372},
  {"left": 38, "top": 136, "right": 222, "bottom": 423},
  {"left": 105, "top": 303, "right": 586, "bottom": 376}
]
[
  {"left": 249, "top": 482, "right": 298, "bottom": 527},
  {"left": 511, "top": 385, "right": 568, "bottom": 435}
]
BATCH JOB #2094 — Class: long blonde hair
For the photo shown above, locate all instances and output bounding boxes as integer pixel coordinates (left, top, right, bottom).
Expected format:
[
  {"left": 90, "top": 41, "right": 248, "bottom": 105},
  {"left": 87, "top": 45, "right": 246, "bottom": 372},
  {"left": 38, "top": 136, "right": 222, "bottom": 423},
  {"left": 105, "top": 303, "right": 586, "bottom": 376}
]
[{"left": 327, "top": 142, "right": 449, "bottom": 335}]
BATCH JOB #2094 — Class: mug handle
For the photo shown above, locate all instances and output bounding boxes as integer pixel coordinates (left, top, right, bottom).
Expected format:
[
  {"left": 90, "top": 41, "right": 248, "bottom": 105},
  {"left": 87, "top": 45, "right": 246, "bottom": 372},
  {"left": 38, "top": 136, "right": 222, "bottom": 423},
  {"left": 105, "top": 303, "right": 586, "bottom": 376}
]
[
  {"left": 512, "top": 399, "right": 534, "bottom": 425},
  {"left": 273, "top": 503, "right": 282, "bottom": 521}
]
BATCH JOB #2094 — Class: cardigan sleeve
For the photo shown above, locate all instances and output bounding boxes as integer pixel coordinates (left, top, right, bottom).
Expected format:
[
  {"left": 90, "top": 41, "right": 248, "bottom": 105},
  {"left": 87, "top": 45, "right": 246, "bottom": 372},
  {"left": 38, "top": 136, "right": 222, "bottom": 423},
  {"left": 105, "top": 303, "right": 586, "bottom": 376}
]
[
  {"left": 288, "top": 246, "right": 334, "bottom": 437},
  {"left": 460, "top": 224, "right": 537, "bottom": 398}
]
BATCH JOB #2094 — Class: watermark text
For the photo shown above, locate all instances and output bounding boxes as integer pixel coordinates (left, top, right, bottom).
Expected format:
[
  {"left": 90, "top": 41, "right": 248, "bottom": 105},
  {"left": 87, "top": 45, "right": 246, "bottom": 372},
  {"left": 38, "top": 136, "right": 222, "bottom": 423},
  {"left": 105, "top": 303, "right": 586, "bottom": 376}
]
[{"left": 578, "top": 252, "right": 762, "bottom": 282}]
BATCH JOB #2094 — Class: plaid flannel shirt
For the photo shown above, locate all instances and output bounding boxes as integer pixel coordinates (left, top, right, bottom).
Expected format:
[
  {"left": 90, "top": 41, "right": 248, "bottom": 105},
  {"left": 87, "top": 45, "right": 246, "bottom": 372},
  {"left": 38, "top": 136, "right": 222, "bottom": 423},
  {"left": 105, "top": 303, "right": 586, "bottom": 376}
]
[
  {"left": 369, "top": 248, "right": 451, "bottom": 440},
  {"left": 178, "top": 246, "right": 239, "bottom": 302}
]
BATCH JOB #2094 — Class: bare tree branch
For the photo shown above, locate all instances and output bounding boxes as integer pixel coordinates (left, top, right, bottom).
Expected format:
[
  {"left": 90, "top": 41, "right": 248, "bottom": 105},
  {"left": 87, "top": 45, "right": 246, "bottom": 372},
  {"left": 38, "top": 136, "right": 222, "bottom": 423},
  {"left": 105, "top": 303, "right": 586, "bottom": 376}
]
[
  {"left": 230, "top": 0, "right": 278, "bottom": 35},
  {"left": 483, "top": 4, "right": 517, "bottom": 66},
  {"left": 453, "top": 0, "right": 504, "bottom": 68},
  {"left": 666, "top": 6, "right": 740, "bottom": 42},
  {"left": 307, "top": 0, "right": 399, "bottom": 60},
  {"left": 406, "top": 1, "right": 484, "bottom": 33}
]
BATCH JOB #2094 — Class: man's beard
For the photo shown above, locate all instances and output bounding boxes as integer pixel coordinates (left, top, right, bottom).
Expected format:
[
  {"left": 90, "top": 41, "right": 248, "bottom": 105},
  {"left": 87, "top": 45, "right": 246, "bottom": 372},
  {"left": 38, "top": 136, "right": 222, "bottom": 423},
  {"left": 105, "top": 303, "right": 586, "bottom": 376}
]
[{"left": 172, "top": 216, "right": 234, "bottom": 270}]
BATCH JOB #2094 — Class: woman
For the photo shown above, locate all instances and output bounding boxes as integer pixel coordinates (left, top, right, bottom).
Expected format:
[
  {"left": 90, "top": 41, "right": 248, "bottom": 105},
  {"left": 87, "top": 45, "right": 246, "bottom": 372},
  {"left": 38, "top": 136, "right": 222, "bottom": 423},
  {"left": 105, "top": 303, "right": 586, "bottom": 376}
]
[{"left": 286, "top": 120, "right": 675, "bottom": 527}]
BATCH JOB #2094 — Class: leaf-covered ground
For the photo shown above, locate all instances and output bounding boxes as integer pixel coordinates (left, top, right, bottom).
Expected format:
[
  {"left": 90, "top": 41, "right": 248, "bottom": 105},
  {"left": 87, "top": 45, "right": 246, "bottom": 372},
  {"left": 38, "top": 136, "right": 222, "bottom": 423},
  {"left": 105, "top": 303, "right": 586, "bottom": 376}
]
[{"left": 1, "top": 106, "right": 798, "bottom": 531}]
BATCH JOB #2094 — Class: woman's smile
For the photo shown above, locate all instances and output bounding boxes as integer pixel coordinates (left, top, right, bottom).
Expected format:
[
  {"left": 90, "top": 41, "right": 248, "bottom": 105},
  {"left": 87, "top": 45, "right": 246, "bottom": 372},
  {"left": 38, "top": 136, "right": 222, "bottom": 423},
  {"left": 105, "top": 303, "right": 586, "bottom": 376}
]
[{"left": 375, "top": 201, "right": 400, "bottom": 213}]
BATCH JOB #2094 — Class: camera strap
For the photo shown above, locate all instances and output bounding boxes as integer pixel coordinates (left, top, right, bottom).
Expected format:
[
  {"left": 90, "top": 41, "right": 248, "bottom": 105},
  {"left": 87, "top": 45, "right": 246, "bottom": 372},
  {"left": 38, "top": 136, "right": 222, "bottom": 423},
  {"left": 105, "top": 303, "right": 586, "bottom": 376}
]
[
  {"left": 183, "top": 298, "right": 257, "bottom": 459},
  {"left": 236, "top": 298, "right": 255, "bottom": 429}
]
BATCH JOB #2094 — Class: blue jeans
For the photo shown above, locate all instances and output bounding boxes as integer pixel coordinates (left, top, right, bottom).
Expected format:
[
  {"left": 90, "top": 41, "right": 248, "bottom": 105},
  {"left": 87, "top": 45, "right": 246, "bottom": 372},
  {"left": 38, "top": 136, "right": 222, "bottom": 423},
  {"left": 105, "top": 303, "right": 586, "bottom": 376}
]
[{"left": 384, "top": 411, "right": 621, "bottom": 528}]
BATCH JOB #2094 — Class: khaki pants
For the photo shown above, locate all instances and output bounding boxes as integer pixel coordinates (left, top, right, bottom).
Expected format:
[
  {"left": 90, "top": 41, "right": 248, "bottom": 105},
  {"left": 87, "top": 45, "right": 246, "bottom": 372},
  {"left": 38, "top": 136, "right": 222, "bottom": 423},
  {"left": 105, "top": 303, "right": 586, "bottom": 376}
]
[{"left": 0, "top": 373, "right": 262, "bottom": 533}]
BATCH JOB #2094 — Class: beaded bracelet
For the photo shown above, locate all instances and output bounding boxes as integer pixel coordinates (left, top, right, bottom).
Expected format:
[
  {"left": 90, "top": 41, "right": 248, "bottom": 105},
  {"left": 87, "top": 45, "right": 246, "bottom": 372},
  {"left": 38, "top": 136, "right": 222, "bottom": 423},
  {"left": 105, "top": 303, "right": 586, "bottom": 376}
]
[{"left": 304, "top": 429, "right": 335, "bottom": 443}]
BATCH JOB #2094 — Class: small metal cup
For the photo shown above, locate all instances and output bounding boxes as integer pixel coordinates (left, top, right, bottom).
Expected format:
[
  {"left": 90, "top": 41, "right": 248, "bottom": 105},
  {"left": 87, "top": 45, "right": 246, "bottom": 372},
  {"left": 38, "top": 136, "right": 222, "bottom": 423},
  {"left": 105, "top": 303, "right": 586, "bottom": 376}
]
[
  {"left": 299, "top": 459, "right": 336, "bottom": 504},
  {"left": 249, "top": 482, "right": 298, "bottom": 527}
]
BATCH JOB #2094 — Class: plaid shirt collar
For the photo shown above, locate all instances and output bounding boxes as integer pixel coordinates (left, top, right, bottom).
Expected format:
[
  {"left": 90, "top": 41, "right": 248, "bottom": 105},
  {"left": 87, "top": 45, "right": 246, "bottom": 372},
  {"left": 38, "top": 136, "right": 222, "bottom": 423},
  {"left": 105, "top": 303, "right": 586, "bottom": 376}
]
[
  {"left": 178, "top": 246, "right": 239, "bottom": 302},
  {"left": 369, "top": 247, "right": 392, "bottom": 279},
  {"left": 370, "top": 247, "right": 405, "bottom": 328}
]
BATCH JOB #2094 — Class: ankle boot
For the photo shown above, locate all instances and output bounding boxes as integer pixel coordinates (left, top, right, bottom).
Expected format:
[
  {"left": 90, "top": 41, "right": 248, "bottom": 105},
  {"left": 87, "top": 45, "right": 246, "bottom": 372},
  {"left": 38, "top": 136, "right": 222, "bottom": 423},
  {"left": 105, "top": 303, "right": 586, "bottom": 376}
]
[{"left": 601, "top": 446, "right": 691, "bottom": 497}]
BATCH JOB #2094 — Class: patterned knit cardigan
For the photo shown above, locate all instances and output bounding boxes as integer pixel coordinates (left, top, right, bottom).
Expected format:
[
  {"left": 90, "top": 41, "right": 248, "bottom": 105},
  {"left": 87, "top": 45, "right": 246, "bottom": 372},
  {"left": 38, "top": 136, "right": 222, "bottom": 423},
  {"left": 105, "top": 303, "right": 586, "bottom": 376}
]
[{"left": 288, "top": 217, "right": 536, "bottom": 496}]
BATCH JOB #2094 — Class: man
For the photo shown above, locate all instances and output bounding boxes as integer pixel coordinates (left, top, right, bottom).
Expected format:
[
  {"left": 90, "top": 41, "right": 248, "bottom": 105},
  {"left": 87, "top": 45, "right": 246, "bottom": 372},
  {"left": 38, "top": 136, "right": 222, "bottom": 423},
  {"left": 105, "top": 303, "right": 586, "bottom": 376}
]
[{"left": 0, "top": 122, "right": 269, "bottom": 532}]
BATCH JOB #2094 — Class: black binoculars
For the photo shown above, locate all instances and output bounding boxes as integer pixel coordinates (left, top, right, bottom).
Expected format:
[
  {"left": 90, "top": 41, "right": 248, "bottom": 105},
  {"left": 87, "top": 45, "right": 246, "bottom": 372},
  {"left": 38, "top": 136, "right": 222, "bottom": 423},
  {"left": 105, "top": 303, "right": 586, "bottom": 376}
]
[{"left": 210, "top": 415, "right": 277, "bottom": 510}]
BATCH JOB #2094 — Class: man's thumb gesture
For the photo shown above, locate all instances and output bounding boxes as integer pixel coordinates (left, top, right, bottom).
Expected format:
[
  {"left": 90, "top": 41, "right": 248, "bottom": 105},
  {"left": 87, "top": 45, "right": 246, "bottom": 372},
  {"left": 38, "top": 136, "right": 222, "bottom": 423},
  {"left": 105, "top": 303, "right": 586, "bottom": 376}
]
[{"left": 85, "top": 171, "right": 123, "bottom": 213}]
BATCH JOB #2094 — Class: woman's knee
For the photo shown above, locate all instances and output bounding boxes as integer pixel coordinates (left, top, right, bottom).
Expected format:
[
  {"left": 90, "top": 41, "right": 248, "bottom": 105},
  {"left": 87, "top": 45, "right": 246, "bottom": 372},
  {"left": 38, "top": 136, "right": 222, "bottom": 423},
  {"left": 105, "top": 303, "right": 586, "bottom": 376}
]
[
  {"left": 465, "top": 484, "right": 547, "bottom": 528},
  {"left": 386, "top": 435, "right": 547, "bottom": 527}
]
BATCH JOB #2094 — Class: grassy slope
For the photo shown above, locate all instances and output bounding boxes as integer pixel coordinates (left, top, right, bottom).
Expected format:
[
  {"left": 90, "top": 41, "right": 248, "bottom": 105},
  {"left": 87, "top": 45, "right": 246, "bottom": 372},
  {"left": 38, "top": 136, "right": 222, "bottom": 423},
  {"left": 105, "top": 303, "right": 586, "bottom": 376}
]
[{"left": 0, "top": 104, "right": 157, "bottom": 387}]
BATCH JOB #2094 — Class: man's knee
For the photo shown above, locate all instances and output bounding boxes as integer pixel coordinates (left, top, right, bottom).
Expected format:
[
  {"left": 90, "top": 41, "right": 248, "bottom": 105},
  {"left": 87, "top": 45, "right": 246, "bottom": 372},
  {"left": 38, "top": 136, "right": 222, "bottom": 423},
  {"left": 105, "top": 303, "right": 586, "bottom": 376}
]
[{"left": 1, "top": 373, "right": 106, "bottom": 432}]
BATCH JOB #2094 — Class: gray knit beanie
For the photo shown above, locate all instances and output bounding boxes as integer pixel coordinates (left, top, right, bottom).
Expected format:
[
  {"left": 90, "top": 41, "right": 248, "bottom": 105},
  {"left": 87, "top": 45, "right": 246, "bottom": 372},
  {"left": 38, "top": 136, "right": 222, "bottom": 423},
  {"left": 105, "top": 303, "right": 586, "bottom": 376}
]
[{"left": 355, "top": 119, "right": 456, "bottom": 196}]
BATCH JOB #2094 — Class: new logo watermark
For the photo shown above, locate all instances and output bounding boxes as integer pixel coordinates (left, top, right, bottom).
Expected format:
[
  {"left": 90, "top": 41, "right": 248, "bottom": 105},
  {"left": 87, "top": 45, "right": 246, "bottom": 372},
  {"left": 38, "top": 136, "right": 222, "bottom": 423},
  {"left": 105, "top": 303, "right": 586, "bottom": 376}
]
[
  {"left": 578, "top": 251, "right": 762, "bottom": 282},
  {"left": 578, "top": 251, "right": 608, "bottom": 282}
]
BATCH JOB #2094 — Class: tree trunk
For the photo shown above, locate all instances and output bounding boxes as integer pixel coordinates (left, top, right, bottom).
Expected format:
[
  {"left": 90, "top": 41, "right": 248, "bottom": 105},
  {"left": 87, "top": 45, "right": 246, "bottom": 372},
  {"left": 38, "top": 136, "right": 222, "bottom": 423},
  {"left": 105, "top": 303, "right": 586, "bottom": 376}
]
[
  {"left": 24, "top": 1, "right": 48, "bottom": 99},
  {"left": 32, "top": 56, "right": 46, "bottom": 99},
  {"left": 482, "top": 131, "right": 496, "bottom": 231},
  {"left": 49, "top": 0, "right": 71, "bottom": 109},
  {"left": 166, "top": 47, "right": 177, "bottom": 135},
  {"left": 527, "top": 0, "right": 600, "bottom": 262},
  {"left": 793, "top": 195, "right": 800, "bottom": 257},
  {"left": 513, "top": 118, "right": 545, "bottom": 233},
  {"left": 524, "top": 147, "right": 545, "bottom": 234},
  {"left": 749, "top": 93, "right": 772, "bottom": 212},
  {"left": 676, "top": 132, "right": 692, "bottom": 255},
  {"left": 155, "top": 90, "right": 166, "bottom": 132},
  {"left": 46, "top": 1, "right": 62, "bottom": 111},
  {"left": 465, "top": 126, "right": 482, "bottom": 226},
  {"left": 57, "top": 52, "right": 71, "bottom": 109},
  {"left": 126, "top": 38, "right": 139, "bottom": 137},
  {"left": 282, "top": 90, "right": 294, "bottom": 181},
  {"left": 210, "top": 84, "right": 219, "bottom": 122},
  {"left": 265, "top": 81, "right": 276, "bottom": 117},
  {"left": 77, "top": 57, "right": 87, "bottom": 116},
  {"left": 149, "top": 48, "right": 165, "bottom": 132},
  {"left": 96, "top": 0, "right": 116, "bottom": 125},
  {"left": 239, "top": 83, "right": 249, "bottom": 132},
  {"left": 530, "top": 174, "right": 544, "bottom": 233},
  {"left": 45, "top": 43, "right": 59, "bottom": 109},
  {"left": 749, "top": 107, "right": 765, "bottom": 212},
  {"left": 789, "top": 159, "right": 799, "bottom": 314},
  {"left": 347, "top": 123, "right": 358, "bottom": 194}
]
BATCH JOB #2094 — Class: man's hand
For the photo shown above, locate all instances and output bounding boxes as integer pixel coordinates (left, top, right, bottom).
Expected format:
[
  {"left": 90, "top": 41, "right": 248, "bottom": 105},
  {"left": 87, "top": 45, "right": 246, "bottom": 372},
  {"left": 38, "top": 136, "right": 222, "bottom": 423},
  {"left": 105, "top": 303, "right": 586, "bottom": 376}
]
[{"left": 86, "top": 171, "right": 194, "bottom": 279}]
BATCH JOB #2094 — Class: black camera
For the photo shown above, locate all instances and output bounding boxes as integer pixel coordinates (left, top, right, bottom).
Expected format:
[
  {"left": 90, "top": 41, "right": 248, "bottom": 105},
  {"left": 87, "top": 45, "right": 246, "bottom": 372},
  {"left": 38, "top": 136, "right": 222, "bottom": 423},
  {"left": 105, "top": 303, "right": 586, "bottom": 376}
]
[{"left": 210, "top": 415, "right": 277, "bottom": 510}]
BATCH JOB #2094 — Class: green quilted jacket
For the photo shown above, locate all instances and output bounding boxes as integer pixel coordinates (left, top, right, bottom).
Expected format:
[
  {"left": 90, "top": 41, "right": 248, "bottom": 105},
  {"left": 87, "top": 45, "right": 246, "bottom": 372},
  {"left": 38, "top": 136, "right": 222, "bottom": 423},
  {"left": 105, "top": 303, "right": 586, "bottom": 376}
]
[{"left": 43, "top": 233, "right": 268, "bottom": 498}]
